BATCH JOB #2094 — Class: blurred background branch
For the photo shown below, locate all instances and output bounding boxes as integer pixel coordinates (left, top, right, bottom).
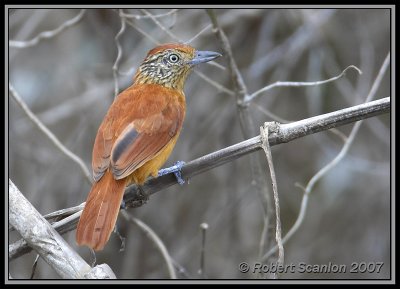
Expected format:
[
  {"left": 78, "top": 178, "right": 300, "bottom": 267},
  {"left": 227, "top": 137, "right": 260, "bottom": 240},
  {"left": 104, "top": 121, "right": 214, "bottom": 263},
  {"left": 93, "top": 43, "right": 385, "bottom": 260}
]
[
  {"left": 9, "top": 9, "right": 86, "bottom": 48},
  {"left": 9, "top": 83, "right": 92, "bottom": 184}
]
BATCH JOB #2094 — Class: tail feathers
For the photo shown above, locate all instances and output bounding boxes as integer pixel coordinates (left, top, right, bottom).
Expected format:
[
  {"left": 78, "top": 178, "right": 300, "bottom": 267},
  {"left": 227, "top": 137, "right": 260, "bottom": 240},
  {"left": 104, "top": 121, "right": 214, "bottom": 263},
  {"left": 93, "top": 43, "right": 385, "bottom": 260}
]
[{"left": 76, "top": 171, "right": 127, "bottom": 251}]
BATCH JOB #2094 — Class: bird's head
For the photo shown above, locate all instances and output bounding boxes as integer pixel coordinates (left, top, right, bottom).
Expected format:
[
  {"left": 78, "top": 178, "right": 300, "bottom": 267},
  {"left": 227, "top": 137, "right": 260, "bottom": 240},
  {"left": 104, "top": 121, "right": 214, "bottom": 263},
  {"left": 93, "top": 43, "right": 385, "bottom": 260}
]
[{"left": 134, "top": 43, "right": 221, "bottom": 90}]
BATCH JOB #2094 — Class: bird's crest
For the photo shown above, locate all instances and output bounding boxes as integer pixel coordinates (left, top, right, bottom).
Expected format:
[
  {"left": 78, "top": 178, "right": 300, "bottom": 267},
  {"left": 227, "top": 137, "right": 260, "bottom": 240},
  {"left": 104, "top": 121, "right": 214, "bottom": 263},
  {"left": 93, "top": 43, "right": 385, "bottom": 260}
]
[{"left": 146, "top": 43, "right": 195, "bottom": 58}]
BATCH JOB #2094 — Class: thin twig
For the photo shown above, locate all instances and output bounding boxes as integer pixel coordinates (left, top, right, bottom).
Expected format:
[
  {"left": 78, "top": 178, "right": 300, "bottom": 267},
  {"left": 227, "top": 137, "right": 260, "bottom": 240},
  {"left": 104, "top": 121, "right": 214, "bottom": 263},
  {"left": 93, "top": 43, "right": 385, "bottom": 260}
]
[
  {"left": 14, "top": 80, "right": 115, "bottom": 133},
  {"left": 251, "top": 102, "right": 289, "bottom": 124},
  {"left": 121, "top": 9, "right": 178, "bottom": 20},
  {"left": 9, "top": 10, "right": 86, "bottom": 48},
  {"left": 247, "top": 9, "right": 336, "bottom": 79},
  {"left": 9, "top": 203, "right": 84, "bottom": 232},
  {"left": 245, "top": 65, "right": 362, "bottom": 103},
  {"left": 364, "top": 53, "right": 390, "bottom": 103},
  {"left": 9, "top": 97, "right": 390, "bottom": 261},
  {"left": 184, "top": 24, "right": 212, "bottom": 44},
  {"left": 30, "top": 255, "right": 40, "bottom": 279},
  {"left": 198, "top": 223, "right": 208, "bottom": 278},
  {"left": 121, "top": 211, "right": 177, "bottom": 279},
  {"left": 9, "top": 84, "right": 92, "bottom": 184},
  {"left": 113, "top": 224, "right": 126, "bottom": 252},
  {"left": 257, "top": 211, "right": 270, "bottom": 274},
  {"left": 113, "top": 10, "right": 127, "bottom": 98},
  {"left": 122, "top": 17, "right": 159, "bottom": 45},
  {"left": 141, "top": 9, "right": 180, "bottom": 41},
  {"left": 171, "top": 259, "right": 192, "bottom": 279},
  {"left": 324, "top": 47, "right": 389, "bottom": 146},
  {"left": 261, "top": 52, "right": 390, "bottom": 262},
  {"left": 206, "top": 9, "right": 249, "bottom": 101},
  {"left": 43, "top": 203, "right": 85, "bottom": 223},
  {"left": 194, "top": 71, "right": 234, "bottom": 96},
  {"left": 260, "top": 124, "right": 284, "bottom": 267}
]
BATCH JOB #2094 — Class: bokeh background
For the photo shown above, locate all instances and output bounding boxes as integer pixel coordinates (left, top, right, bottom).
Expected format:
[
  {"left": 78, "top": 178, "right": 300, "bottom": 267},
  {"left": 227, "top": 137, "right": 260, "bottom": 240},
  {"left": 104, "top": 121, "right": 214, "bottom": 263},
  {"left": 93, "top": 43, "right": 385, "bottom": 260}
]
[{"left": 8, "top": 8, "right": 391, "bottom": 279}]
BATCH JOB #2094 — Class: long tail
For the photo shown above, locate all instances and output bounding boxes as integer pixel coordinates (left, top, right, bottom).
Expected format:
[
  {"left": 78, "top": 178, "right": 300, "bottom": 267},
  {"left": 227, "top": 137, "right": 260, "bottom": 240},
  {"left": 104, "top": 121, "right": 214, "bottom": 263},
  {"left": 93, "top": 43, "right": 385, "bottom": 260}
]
[{"left": 76, "top": 171, "right": 127, "bottom": 251}]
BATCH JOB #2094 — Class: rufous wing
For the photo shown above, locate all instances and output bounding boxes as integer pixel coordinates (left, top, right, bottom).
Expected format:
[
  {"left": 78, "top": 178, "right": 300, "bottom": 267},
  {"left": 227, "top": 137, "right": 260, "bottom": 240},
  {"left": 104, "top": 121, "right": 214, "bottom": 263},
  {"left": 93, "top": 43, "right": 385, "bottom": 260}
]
[
  {"left": 92, "top": 120, "right": 113, "bottom": 182},
  {"left": 91, "top": 86, "right": 184, "bottom": 182},
  {"left": 110, "top": 105, "right": 182, "bottom": 180}
]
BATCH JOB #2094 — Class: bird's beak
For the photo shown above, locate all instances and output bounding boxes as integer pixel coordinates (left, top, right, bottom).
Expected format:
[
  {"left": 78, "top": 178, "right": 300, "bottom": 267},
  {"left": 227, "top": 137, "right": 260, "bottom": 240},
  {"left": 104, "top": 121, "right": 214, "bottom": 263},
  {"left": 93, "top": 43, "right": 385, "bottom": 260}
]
[{"left": 189, "top": 50, "right": 222, "bottom": 66}]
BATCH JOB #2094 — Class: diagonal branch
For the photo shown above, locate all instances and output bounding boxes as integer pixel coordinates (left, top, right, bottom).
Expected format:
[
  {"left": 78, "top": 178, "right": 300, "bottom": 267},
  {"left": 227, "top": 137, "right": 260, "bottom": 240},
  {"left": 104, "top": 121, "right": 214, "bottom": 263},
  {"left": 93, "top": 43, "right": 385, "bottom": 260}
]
[
  {"left": 121, "top": 9, "right": 178, "bottom": 20},
  {"left": 112, "top": 9, "right": 127, "bottom": 98},
  {"left": 9, "top": 179, "right": 115, "bottom": 279},
  {"left": 9, "top": 83, "right": 92, "bottom": 184},
  {"left": 121, "top": 211, "right": 177, "bottom": 279},
  {"left": 206, "top": 9, "right": 249, "bottom": 102},
  {"left": 9, "top": 97, "right": 390, "bottom": 261}
]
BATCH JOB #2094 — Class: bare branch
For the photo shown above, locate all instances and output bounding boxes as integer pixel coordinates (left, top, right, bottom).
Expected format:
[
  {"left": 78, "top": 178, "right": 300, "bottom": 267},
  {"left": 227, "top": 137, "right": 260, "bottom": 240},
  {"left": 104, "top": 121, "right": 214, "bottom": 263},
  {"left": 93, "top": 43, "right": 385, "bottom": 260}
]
[
  {"left": 251, "top": 102, "right": 350, "bottom": 144},
  {"left": 9, "top": 84, "right": 92, "bottom": 184},
  {"left": 122, "top": 17, "right": 160, "bottom": 45},
  {"left": 198, "top": 223, "right": 209, "bottom": 278},
  {"left": 206, "top": 9, "right": 249, "bottom": 101},
  {"left": 194, "top": 70, "right": 234, "bottom": 96},
  {"left": 30, "top": 255, "right": 40, "bottom": 279},
  {"left": 206, "top": 60, "right": 227, "bottom": 71},
  {"left": 261, "top": 52, "right": 390, "bottom": 263},
  {"left": 364, "top": 53, "right": 390, "bottom": 103},
  {"left": 247, "top": 9, "right": 336, "bottom": 78},
  {"left": 9, "top": 179, "right": 115, "bottom": 279},
  {"left": 9, "top": 97, "right": 390, "bottom": 261},
  {"left": 141, "top": 9, "right": 180, "bottom": 41},
  {"left": 113, "top": 10, "right": 127, "bottom": 98},
  {"left": 251, "top": 102, "right": 289, "bottom": 124},
  {"left": 245, "top": 65, "right": 362, "bottom": 103},
  {"left": 14, "top": 81, "right": 114, "bottom": 133},
  {"left": 121, "top": 211, "right": 176, "bottom": 279},
  {"left": 121, "top": 9, "right": 178, "bottom": 20},
  {"left": 185, "top": 24, "right": 212, "bottom": 44},
  {"left": 9, "top": 210, "right": 82, "bottom": 260},
  {"left": 43, "top": 203, "right": 85, "bottom": 224},
  {"left": 10, "top": 202, "right": 84, "bottom": 233},
  {"left": 9, "top": 10, "right": 86, "bottom": 48},
  {"left": 123, "top": 96, "right": 389, "bottom": 205}
]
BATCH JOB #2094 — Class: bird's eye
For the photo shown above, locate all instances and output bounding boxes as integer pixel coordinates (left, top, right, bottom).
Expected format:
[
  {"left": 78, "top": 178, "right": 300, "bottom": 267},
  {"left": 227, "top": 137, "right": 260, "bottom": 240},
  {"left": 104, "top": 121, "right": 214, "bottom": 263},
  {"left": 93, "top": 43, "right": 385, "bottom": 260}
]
[{"left": 168, "top": 54, "right": 180, "bottom": 63}]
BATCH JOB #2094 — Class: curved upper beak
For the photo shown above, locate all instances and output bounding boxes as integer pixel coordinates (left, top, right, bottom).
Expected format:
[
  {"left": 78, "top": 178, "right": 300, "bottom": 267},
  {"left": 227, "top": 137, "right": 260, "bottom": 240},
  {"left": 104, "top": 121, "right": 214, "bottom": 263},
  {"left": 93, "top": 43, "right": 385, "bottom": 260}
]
[{"left": 189, "top": 50, "right": 222, "bottom": 66}]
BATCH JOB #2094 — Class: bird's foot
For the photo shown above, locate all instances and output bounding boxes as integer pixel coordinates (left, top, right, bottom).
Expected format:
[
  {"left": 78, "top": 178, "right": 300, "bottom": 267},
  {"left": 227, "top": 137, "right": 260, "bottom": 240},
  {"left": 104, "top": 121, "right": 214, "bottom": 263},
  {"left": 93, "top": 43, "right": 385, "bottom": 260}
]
[{"left": 158, "top": 161, "right": 186, "bottom": 185}]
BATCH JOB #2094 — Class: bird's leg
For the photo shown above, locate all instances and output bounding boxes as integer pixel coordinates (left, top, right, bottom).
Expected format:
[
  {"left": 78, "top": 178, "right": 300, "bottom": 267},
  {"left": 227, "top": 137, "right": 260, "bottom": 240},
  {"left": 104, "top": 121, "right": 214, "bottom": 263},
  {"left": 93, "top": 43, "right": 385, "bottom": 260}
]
[{"left": 158, "top": 161, "right": 186, "bottom": 185}]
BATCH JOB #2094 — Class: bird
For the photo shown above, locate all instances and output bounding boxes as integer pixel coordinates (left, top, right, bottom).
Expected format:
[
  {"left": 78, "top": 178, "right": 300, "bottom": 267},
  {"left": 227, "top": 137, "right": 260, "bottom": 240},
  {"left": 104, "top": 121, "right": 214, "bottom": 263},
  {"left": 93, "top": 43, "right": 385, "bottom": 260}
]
[{"left": 76, "top": 43, "right": 221, "bottom": 251}]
